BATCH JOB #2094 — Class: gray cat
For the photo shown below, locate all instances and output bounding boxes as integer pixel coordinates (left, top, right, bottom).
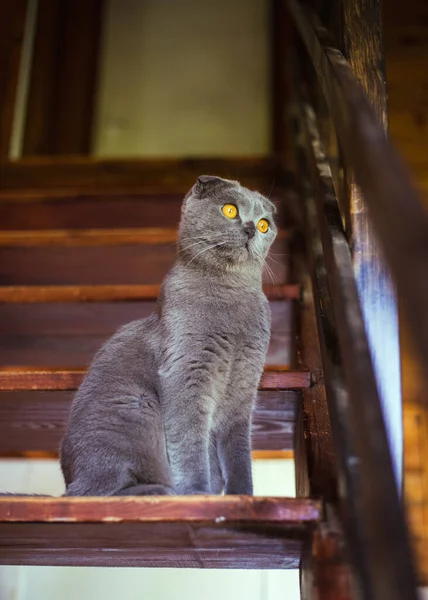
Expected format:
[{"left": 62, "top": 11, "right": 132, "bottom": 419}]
[{"left": 60, "top": 175, "right": 277, "bottom": 496}]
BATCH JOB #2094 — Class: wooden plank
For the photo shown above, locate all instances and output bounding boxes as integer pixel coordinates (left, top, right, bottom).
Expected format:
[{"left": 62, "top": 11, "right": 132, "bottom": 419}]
[
  {"left": 0, "top": 192, "right": 185, "bottom": 229},
  {"left": 342, "top": 0, "right": 402, "bottom": 490},
  {"left": 0, "top": 300, "right": 293, "bottom": 367},
  {"left": 0, "top": 157, "right": 281, "bottom": 191},
  {"left": 0, "top": 299, "right": 291, "bottom": 335},
  {"left": 0, "top": 390, "right": 299, "bottom": 453},
  {"left": 0, "top": 189, "right": 289, "bottom": 229},
  {"left": 0, "top": 227, "right": 178, "bottom": 246},
  {"left": 0, "top": 227, "right": 289, "bottom": 247},
  {"left": 0, "top": 497, "right": 320, "bottom": 568},
  {"left": 0, "top": 284, "right": 300, "bottom": 303},
  {"left": 287, "top": 0, "right": 428, "bottom": 386},
  {"left": 0, "top": 238, "right": 288, "bottom": 286},
  {"left": 0, "top": 496, "right": 320, "bottom": 523},
  {"left": 0, "top": 367, "right": 311, "bottom": 391},
  {"left": 297, "top": 98, "right": 418, "bottom": 600},
  {"left": 0, "top": 284, "right": 161, "bottom": 303},
  {"left": 300, "top": 521, "right": 356, "bottom": 600},
  {"left": 0, "top": 0, "right": 28, "bottom": 159}
]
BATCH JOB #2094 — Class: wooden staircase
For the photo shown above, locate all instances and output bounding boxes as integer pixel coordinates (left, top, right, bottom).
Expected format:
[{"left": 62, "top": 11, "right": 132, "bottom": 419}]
[
  {"left": 1, "top": 0, "right": 428, "bottom": 598},
  {"left": 0, "top": 180, "right": 319, "bottom": 569}
]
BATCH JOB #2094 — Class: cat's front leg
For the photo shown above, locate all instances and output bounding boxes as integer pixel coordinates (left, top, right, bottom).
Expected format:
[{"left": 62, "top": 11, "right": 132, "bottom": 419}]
[
  {"left": 216, "top": 341, "right": 268, "bottom": 495},
  {"left": 160, "top": 350, "right": 220, "bottom": 495},
  {"left": 217, "top": 415, "right": 253, "bottom": 495}
]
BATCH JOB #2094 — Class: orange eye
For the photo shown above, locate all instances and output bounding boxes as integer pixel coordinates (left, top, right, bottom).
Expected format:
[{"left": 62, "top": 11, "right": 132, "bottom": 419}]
[
  {"left": 222, "top": 204, "right": 238, "bottom": 219},
  {"left": 257, "top": 218, "right": 269, "bottom": 233}
]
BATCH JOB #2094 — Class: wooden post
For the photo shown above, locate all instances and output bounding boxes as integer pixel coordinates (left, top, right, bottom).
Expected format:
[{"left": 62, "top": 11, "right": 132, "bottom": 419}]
[
  {"left": 342, "top": 0, "right": 402, "bottom": 490},
  {"left": 0, "top": 0, "right": 28, "bottom": 160}
]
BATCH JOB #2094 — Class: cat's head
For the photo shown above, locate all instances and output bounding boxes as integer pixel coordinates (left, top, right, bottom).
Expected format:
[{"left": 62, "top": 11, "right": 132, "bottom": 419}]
[{"left": 178, "top": 175, "right": 277, "bottom": 271}]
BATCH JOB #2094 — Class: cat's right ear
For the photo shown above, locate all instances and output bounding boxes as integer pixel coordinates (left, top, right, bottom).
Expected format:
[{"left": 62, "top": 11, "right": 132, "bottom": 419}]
[{"left": 192, "top": 175, "right": 230, "bottom": 199}]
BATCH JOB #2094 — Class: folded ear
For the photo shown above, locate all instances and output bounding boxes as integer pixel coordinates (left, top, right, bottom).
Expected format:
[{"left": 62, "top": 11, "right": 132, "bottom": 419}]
[{"left": 193, "top": 175, "right": 232, "bottom": 198}]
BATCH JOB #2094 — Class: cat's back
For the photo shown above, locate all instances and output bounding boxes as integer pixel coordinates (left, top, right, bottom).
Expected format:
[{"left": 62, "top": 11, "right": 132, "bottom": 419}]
[{"left": 74, "top": 313, "right": 161, "bottom": 404}]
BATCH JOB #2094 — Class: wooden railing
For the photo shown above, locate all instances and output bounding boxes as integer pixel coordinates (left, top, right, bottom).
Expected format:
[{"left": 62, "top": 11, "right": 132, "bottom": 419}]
[{"left": 287, "top": 0, "right": 428, "bottom": 598}]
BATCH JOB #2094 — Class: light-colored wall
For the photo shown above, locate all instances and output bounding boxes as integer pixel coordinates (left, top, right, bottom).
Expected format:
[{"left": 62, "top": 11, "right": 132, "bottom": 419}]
[
  {"left": 0, "top": 459, "right": 299, "bottom": 600},
  {"left": 92, "top": 0, "right": 270, "bottom": 157}
]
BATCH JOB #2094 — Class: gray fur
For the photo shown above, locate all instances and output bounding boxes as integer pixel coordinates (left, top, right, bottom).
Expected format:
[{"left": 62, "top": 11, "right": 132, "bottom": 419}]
[{"left": 60, "top": 176, "right": 277, "bottom": 496}]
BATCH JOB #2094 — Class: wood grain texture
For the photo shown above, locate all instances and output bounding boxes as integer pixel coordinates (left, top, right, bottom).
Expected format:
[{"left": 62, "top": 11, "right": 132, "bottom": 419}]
[
  {"left": 0, "top": 227, "right": 179, "bottom": 246},
  {"left": 342, "top": 0, "right": 402, "bottom": 490},
  {"left": 287, "top": 0, "right": 428, "bottom": 386},
  {"left": 0, "top": 300, "right": 293, "bottom": 367},
  {"left": 0, "top": 238, "right": 288, "bottom": 286},
  {"left": 298, "top": 99, "right": 419, "bottom": 600},
  {"left": 300, "top": 521, "right": 356, "bottom": 600},
  {"left": 0, "top": 497, "right": 320, "bottom": 568},
  {"left": 0, "top": 390, "right": 299, "bottom": 453},
  {"left": 0, "top": 188, "right": 289, "bottom": 229},
  {"left": 0, "top": 367, "right": 311, "bottom": 392},
  {"left": 0, "top": 192, "right": 185, "bottom": 229},
  {"left": 0, "top": 157, "right": 281, "bottom": 191},
  {"left": 0, "top": 284, "right": 299, "bottom": 303},
  {"left": 0, "top": 227, "right": 288, "bottom": 246}
]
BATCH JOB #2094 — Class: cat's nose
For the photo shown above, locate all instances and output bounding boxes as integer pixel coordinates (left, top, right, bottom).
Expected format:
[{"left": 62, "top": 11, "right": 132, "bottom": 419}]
[{"left": 243, "top": 222, "right": 256, "bottom": 240}]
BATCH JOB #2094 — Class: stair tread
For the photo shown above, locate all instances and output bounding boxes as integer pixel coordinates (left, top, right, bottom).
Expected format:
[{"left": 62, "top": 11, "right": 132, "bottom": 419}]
[
  {"left": 0, "top": 283, "right": 300, "bottom": 303},
  {"left": 0, "top": 227, "right": 289, "bottom": 247},
  {"left": 0, "top": 389, "right": 299, "bottom": 454},
  {"left": 0, "top": 496, "right": 320, "bottom": 568},
  {"left": 0, "top": 366, "right": 311, "bottom": 391}
]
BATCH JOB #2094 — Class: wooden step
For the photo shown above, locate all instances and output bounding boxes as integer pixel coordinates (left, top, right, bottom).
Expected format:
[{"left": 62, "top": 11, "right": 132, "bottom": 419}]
[
  {"left": 0, "top": 238, "right": 287, "bottom": 285},
  {"left": 0, "top": 283, "right": 300, "bottom": 303},
  {"left": 0, "top": 227, "right": 289, "bottom": 247},
  {"left": 0, "top": 299, "right": 294, "bottom": 367},
  {"left": 0, "top": 156, "right": 281, "bottom": 192},
  {"left": 0, "top": 366, "right": 311, "bottom": 391},
  {"left": 0, "top": 389, "right": 299, "bottom": 454},
  {"left": 0, "top": 188, "right": 289, "bottom": 231},
  {"left": 0, "top": 496, "right": 320, "bottom": 568}
]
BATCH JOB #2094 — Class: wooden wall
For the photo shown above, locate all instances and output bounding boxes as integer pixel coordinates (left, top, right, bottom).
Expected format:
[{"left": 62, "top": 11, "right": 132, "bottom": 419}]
[{"left": 383, "top": 0, "right": 428, "bottom": 584}]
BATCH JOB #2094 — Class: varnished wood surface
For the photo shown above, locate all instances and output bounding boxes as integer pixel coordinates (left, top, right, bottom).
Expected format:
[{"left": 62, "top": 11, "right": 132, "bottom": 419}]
[
  {"left": 298, "top": 98, "right": 418, "bottom": 600},
  {"left": 342, "top": 0, "right": 402, "bottom": 490},
  {"left": 0, "top": 300, "right": 293, "bottom": 367},
  {"left": 0, "top": 157, "right": 281, "bottom": 191},
  {"left": 0, "top": 227, "right": 289, "bottom": 247},
  {"left": 300, "top": 521, "right": 356, "bottom": 600},
  {"left": 0, "top": 192, "right": 185, "bottom": 229},
  {"left": 0, "top": 496, "right": 320, "bottom": 568},
  {"left": 0, "top": 238, "right": 288, "bottom": 285},
  {"left": 0, "top": 284, "right": 299, "bottom": 303},
  {"left": 0, "top": 390, "right": 299, "bottom": 453},
  {"left": 0, "top": 366, "right": 311, "bottom": 392},
  {"left": 0, "top": 495, "right": 320, "bottom": 523},
  {"left": 288, "top": 0, "right": 428, "bottom": 386}
]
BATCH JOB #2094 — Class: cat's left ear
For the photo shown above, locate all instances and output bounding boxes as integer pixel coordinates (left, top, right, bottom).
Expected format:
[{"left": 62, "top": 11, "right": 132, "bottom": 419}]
[{"left": 193, "top": 175, "right": 232, "bottom": 198}]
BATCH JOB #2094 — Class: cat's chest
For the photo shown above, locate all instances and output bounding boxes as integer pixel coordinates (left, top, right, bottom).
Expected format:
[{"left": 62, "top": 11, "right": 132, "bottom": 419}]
[{"left": 167, "top": 296, "right": 269, "bottom": 336}]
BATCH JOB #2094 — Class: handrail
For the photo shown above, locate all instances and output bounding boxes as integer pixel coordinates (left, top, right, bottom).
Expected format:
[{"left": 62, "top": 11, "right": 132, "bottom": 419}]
[
  {"left": 288, "top": 0, "right": 428, "bottom": 381},
  {"left": 297, "top": 100, "right": 418, "bottom": 600},
  {"left": 286, "top": 1, "right": 424, "bottom": 598}
]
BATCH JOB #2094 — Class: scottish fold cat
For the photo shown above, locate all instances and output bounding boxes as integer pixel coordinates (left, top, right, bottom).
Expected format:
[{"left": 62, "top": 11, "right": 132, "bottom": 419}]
[{"left": 60, "top": 175, "right": 277, "bottom": 496}]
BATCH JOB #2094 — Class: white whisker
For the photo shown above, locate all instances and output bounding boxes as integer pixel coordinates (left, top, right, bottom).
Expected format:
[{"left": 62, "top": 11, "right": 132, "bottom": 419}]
[{"left": 186, "top": 241, "right": 227, "bottom": 267}]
